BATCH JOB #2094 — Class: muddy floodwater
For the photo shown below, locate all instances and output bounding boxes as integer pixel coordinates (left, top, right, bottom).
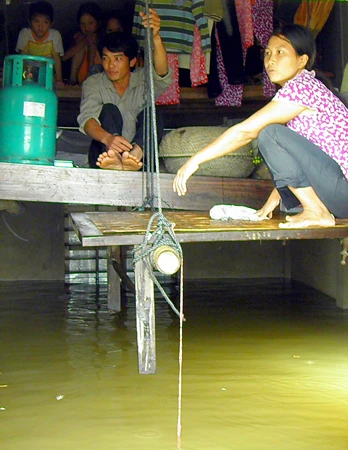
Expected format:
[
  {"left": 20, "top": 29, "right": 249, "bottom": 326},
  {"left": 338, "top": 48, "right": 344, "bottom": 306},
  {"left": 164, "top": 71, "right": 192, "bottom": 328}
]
[{"left": 1, "top": 279, "right": 348, "bottom": 450}]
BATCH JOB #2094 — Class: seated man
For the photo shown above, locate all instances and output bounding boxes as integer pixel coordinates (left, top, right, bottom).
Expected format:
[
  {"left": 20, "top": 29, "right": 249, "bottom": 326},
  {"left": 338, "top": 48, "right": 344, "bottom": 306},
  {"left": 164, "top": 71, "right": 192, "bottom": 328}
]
[{"left": 77, "top": 8, "right": 172, "bottom": 170}]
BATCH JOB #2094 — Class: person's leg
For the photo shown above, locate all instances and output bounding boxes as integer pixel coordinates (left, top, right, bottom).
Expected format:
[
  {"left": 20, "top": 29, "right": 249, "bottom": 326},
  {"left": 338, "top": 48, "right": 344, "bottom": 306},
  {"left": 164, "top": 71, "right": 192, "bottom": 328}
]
[
  {"left": 94, "top": 105, "right": 143, "bottom": 171},
  {"left": 258, "top": 124, "right": 348, "bottom": 224},
  {"left": 69, "top": 49, "right": 86, "bottom": 85},
  {"left": 88, "top": 104, "right": 123, "bottom": 168},
  {"left": 132, "top": 109, "right": 164, "bottom": 168}
]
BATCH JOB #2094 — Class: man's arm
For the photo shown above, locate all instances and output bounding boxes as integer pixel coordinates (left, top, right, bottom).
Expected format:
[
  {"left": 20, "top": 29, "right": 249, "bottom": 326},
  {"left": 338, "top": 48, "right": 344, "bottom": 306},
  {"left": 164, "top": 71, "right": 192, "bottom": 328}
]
[
  {"left": 84, "top": 118, "right": 134, "bottom": 154},
  {"left": 140, "top": 8, "right": 168, "bottom": 77},
  {"left": 84, "top": 118, "right": 111, "bottom": 145},
  {"left": 78, "top": 77, "right": 132, "bottom": 153}
]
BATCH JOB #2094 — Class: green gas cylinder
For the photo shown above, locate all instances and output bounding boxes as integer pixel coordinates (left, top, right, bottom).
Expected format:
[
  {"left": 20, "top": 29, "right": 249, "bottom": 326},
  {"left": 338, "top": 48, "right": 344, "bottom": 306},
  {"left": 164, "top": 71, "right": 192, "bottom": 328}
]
[{"left": 0, "top": 55, "right": 58, "bottom": 165}]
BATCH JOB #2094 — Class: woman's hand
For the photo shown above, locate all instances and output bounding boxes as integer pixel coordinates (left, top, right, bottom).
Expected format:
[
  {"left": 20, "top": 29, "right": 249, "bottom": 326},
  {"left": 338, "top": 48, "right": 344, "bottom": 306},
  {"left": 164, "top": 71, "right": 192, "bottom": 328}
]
[
  {"left": 173, "top": 159, "right": 200, "bottom": 196},
  {"left": 256, "top": 188, "right": 281, "bottom": 219}
]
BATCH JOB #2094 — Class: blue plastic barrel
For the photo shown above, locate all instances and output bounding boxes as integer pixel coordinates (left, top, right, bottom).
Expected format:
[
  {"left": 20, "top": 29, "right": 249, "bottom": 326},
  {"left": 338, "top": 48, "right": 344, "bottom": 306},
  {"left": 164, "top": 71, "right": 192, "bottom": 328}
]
[{"left": 0, "top": 55, "right": 58, "bottom": 165}]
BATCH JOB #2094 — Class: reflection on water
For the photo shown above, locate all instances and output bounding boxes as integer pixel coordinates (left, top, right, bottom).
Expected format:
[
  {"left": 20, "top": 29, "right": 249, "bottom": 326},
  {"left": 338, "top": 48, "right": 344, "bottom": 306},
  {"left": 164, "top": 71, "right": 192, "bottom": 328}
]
[{"left": 1, "top": 279, "right": 348, "bottom": 450}]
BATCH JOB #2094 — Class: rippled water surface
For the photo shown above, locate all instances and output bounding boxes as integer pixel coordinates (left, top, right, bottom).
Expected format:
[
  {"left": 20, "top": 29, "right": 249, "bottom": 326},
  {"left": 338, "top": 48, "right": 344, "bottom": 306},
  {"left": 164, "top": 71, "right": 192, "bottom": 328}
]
[{"left": 1, "top": 279, "right": 348, "bottom": 450}]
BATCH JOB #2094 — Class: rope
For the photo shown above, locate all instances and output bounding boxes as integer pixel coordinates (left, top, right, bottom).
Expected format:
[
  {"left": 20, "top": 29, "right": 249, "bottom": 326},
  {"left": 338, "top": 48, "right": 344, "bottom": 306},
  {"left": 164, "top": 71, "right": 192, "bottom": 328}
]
[
  {"left": 134, "top": 0, "right": 185, "bottom": 441},
  {"left": 133, "top": 212, "right": 183, "bottom": 318},
  {"left": 177, "top": 257, "right": 184, "bottom": 446}
]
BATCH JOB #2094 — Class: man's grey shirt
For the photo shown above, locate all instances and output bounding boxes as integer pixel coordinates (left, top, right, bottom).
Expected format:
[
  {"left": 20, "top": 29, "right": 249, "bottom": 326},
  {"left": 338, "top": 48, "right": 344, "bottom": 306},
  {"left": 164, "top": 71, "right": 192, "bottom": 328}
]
[{"left": 77, "top": 67, "right": 173, "bottom": 142}]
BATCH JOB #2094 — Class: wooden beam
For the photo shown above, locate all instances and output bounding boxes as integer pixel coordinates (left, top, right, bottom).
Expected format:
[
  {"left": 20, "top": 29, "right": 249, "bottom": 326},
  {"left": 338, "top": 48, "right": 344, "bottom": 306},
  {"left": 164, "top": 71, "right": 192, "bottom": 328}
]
[
  {"left": 71, "top": 211, "right": 348, "bottom": 248},
  {"left": 107, "top": 246, "right": 121, "bottom": 313},
  {"left": 134, "top": 249, "right": 156, "bottom": 374},
  {"left": 111, "top": 257, "right": 135, "bottom": 294},
  {"left": 0, "top": 162, "right": 273, "bottom": 210}
]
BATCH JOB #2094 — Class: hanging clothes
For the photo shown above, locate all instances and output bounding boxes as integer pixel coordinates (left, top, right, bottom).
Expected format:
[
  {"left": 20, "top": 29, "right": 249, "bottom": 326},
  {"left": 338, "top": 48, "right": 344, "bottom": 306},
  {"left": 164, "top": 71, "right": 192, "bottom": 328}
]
[
  {"left": 207, "top": 22, "right": 222, "bottom": 98},
  {"left": 251, "top": 0, "right": 276, "bottom": 97},
  {"left": 207, "top": 1, "right": 245, "bottom": 102},
  {"left": 190, "top": 24, "right": 209, "bottom": 87},
  {"left": 294, "top": 0, "right": 336, "bottom": 37},
  {"left": 216, "top": 0, "right": 245, "bottom": 86},
  {"left": 156, "top": 54, "right": 181, "bottom": 105},
  {"left": 214, "top": 25, "right": 244, "bottom": 107},
  {"left": 235, "top": 0, "right": 254, "bottom": 62},
  {"left": 132, "top": 0, "right": 211, "bottom": 54},
  {"left": 203, "top": 0, "right": 224, "bottom": 22}
]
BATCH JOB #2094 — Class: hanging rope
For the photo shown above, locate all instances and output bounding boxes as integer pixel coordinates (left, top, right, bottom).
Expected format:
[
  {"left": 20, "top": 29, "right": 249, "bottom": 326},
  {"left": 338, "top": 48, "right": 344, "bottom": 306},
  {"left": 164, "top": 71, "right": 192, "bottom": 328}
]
[
  {"left": 132, "top": 1, "right": 185, "bottom": 442},
  {"left": 133, "top": 0, "right": 183, "bottom": 312}
]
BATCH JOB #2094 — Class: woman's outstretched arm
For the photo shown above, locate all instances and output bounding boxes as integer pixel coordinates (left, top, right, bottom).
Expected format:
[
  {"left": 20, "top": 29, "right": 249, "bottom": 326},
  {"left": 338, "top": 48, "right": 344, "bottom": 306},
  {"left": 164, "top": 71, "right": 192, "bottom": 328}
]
[{"left": 173, "top": 100, "right": 308, "bottom": 196}]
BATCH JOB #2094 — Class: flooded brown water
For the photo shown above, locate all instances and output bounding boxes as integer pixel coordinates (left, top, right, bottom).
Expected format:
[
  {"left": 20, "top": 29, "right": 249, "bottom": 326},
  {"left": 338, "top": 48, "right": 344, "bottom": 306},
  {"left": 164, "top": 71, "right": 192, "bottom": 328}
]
[{"left": 1, "top": 279, "right": 348, "bottom": 450}]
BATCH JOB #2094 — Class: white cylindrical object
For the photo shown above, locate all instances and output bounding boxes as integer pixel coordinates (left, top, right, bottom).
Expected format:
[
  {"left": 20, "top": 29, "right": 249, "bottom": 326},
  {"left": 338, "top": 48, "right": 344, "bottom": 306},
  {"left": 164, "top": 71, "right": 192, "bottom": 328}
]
[{"left": 153, "top": 245, "right": 181, "bottom": 275}]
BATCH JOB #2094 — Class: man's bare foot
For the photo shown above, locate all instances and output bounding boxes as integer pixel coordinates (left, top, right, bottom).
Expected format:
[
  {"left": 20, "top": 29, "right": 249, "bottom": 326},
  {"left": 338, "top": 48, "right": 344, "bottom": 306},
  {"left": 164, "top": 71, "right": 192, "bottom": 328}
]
[
  {"left": 120, "top": 144, "right": 143, "bottom": 171},
  {"left": 279, "top": 210, "right": 335, "bottom": 229},
  {"left": 121, "top": 150, "right": 143, "bottom": 171},
  {"left": 96, "top": 146, "right": 143, "bottom": 171},
  {"left": 130, "top": 143, "right": 143, "bottom": 160},
  {"left": 96, "top": 151, "right": 123, "bottom": 170}
]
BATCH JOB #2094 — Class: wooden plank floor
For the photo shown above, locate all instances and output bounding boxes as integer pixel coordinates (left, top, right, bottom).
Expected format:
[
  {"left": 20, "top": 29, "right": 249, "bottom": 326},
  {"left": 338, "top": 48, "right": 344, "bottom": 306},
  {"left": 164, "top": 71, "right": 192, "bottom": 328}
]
[{"left": 71, "top": 210, "right": 348, "bottom": 247}]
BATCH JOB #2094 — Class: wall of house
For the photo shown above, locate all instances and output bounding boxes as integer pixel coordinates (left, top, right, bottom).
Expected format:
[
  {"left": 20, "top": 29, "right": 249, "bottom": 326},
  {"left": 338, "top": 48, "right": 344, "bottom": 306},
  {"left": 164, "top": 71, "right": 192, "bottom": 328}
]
[
  {"left": 183, "top": 241, "right": 289, "bottom": 280},
  {"left": 0, "top": 202, "right": 65, "bottom": 281},
  {"left": 291, "top": 239, "right": 348, "bottom": 309}
]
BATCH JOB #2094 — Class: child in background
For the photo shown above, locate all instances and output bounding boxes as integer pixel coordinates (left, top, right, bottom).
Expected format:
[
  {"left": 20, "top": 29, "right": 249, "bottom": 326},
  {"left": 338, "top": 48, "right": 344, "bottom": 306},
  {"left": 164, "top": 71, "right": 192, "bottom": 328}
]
[
  {"left": 16, "top": 1, "right": 64, "bottom": 88},
  {"left": 62, "top": 2, "right": 103, "bottom": 86},
  {"left": 102, "top": 10, "right": 126, "bottom": 35}
]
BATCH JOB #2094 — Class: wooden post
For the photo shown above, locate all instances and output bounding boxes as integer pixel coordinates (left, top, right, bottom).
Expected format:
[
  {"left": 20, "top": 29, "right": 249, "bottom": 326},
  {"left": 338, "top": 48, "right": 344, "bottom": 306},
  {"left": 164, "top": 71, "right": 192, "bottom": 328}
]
[
  {"left": 134, "top": 249, "right": 156, "bottom": 374},
  {"left": 336, "top": 238, "right": 348, "bottom": 309},
  {"left": 107, "top": 246, "right": 121, "bottom": 313}
]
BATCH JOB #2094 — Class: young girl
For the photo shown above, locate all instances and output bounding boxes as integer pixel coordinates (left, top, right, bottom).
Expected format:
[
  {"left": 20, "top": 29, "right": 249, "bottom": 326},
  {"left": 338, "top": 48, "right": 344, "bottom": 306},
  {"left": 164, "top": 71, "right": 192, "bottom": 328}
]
[
  {"left": 173, "top": 24, "right": 348, "bottom": 229},
  {"left": 62, "top": 2, "right": 103, "bottom": 85},
  {"left": 102, "top": 10, "right": 126, "bottom": 35}
]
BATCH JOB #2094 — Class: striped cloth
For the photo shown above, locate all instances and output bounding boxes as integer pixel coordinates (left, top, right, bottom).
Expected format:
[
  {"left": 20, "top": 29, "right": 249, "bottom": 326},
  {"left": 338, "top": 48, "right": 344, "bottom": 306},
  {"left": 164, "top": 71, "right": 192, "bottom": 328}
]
[{"left": 132, "top": 0, "right": 211, "bottom": 54}]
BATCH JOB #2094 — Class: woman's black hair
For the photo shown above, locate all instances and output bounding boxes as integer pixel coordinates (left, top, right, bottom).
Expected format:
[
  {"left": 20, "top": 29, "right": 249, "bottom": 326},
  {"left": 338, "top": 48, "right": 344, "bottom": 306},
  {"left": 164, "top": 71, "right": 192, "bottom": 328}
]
[
  {"left": 272, "top": 24, "right": 316, "bottom": 70},
  {"left": 272, "top": 24, "right": 348, "bottom": 107},
  {"left": 29, "top": 1, "right": 54, "bottom": 23},
  {"left": 77, "top": 2, "right": 103, "bottom": 23},
  {"left": 98, "top": 32, "right": 138, "bottom": 61}
]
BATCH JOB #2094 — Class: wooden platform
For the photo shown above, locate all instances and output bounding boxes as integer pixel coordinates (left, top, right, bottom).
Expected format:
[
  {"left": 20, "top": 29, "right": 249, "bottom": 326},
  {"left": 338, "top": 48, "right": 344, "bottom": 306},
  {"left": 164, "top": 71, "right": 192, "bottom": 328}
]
[
  {"left": 71, "top": 210, "right": 348, "bottom": 247},
  {"left": 0, "top": 162, "right": 273, "bottom": 210},
  {"left": 70, "top": 210, "right": 348, "bottom": 374}
]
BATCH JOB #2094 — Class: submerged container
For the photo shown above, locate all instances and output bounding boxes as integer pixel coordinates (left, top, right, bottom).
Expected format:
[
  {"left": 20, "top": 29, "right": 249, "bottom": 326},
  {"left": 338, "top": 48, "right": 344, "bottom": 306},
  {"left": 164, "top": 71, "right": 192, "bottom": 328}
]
[{"left": 0, "top": 54, "right": 58, "bottom": 165}]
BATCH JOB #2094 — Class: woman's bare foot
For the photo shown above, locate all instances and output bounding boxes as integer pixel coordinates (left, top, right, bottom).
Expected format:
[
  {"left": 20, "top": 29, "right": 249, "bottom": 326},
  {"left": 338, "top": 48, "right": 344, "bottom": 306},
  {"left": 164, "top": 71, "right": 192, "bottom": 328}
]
[
  {"left": 279, "top": 210, "right": 335, "bottom": 229},
  {"left": 278, "top": 185, "right": 336, "bottom": 229},
  {"left": 96, "top": 150, "right": 123, "bottom": 170}
]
